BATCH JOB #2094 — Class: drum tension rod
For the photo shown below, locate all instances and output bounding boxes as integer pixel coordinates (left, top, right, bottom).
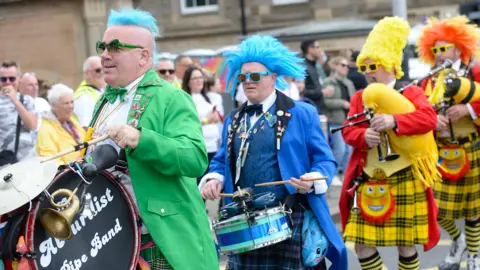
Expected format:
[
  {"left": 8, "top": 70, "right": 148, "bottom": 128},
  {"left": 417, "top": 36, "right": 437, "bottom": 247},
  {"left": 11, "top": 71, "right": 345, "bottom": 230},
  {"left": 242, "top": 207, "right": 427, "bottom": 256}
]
[{"left": 3, "top": 173, "right": 12, "bottom": 182}]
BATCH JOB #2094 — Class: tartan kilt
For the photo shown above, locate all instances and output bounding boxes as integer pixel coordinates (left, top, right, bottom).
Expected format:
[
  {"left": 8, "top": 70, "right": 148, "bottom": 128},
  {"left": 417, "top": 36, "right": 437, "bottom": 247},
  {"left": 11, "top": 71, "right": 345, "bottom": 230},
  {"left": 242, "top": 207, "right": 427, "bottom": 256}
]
[
  {"left": 435, "top": 143, "right": 480, "bottom": 220},
  {"left": 226, "top": 208, "right": 326, "bottom": 270},
  {"left": 139, "top": 234, "right": 173, "bottom": 270},
  {"left": 343, "top": 167, "right": 429, "bottom": 246}
]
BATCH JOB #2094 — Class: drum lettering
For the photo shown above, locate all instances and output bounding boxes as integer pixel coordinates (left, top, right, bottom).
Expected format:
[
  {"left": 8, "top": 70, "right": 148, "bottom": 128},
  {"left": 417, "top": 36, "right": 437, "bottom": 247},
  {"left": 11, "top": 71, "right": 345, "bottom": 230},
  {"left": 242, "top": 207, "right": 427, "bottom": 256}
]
[
  {"left": 89, "top": 218, "right": 123, "bottom": 258},
  {"left": 59, "top": 256, "right": 88, "bottom": 270},
  {"left": 106, "top": 188, "right": 113, "bottom": 201},
  {"left": 60, "top": 259, "right": 73, "bottom": 270},
  {"left": 39, "top": 237, "right": 57, "bottom": 267},
  {"left": 100, "top": 195, "right": 108, "bottom": 209},
  {"left": 90, "top": 233, "right": 102, "bottom": 258},
  {"left": 55, "top": 238, "right": 65, "bottom": 249}
]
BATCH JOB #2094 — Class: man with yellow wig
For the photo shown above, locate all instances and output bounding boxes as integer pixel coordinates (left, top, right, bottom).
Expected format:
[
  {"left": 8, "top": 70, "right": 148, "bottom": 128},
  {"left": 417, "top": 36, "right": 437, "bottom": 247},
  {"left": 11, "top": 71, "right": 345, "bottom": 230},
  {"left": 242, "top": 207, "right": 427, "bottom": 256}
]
[
  {"left": 339, "top": 16, "right": 440, "bottom": 270},
  {"left": 417, "top": 16, "right": 480, "bottom": 270}
]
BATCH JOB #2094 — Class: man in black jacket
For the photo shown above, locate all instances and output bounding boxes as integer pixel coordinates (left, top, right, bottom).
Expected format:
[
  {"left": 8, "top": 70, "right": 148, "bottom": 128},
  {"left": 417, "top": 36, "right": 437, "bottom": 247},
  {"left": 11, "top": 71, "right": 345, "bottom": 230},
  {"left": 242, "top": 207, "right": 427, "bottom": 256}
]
[
  {"left": 301, "top": 40, "right": 328, "bottom": 115},
  {"left": 347, "top": 50, "right": 368, "bottom": 91}
]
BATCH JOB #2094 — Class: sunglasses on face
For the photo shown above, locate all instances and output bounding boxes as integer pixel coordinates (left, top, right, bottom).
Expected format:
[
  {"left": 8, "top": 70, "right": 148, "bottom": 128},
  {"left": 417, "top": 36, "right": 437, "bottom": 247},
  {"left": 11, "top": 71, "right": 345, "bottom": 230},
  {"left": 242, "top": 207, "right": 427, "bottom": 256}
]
[
  {"left": 431, "top": 44, "right": 454, "bottom": 55},
  {"left": 0, "top": 76, "right": 16, "bottom": 83},
  {"left": 96, "top": 39, "right": 144, "bottom": 55},
  {"left": 357, "top": 62, "right": 381, "bottom": 73},
  {"left": 237, "top": 71, "right": 273, "bottom": 83},
  {"left": 158, "top": 69, "right": 175, "bottom": 75}
]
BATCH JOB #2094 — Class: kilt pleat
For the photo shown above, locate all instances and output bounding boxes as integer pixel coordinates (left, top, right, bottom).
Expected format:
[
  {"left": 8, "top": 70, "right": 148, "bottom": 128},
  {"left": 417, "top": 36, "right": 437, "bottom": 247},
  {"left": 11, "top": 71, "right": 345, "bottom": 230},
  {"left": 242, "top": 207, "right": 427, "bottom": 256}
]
[
  {"left": 139, "top": 234, "right": 173, "bottom": 270},
  {"left": 435, "top": 143, "right": 480, "bottom": 220},
  {"left": 343, "top": 168, "right": 429, "bottom": 246},
  {"left": 226, "top": 209, "right": 326, "bottom": 270}
]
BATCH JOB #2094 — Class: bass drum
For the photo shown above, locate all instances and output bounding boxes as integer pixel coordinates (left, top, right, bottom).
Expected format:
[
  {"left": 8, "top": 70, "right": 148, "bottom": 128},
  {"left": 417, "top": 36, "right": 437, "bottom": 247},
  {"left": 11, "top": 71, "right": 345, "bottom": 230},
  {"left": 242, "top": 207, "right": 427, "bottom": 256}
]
[{"left": 23, "top": 169, "right": 140, "bottom": 270}]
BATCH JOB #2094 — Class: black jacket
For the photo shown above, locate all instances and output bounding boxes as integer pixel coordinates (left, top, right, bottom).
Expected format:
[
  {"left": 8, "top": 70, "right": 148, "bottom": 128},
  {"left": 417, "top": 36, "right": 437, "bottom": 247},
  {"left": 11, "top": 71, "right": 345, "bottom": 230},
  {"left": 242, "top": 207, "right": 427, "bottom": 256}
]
[
  {"left": 347, "top": 67, "right": 368, "bottom": 91},
  {"left": 303, "top": 58, "right": 325, "bottom": 114}
]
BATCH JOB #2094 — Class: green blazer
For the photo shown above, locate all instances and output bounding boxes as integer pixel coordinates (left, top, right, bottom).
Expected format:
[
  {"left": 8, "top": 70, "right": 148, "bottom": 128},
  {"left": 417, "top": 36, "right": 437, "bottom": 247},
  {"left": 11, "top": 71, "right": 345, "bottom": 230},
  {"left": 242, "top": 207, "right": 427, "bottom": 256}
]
[{"left": 91, "top": 69, "right": 218, "bottom": 270}]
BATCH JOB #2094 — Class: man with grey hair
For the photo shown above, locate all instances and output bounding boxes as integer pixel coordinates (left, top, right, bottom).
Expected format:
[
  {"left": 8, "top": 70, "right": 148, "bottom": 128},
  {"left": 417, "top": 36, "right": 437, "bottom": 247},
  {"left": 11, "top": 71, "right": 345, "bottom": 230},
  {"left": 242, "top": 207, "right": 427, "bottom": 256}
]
[
  {"left": 0, "top": 61, "right": 38, "bottom": 166},
  {"left": 18, "top": 72, "right": 51, "bottom": 114},
  {"left": 156, "top": 58, "right": 181, "bottom": 88},
  {"left": 73, "top": 55, "right": 106, "bottom": 129}
]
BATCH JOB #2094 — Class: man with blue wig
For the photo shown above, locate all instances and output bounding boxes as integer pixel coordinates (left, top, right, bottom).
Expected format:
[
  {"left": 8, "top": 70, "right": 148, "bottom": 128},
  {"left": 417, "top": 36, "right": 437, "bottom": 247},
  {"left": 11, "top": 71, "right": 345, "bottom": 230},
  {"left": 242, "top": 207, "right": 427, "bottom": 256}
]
[
  {"left": 199, "top": 35, "right": 347, "bottom": 270},
  {"left": 86, "top": 8, "right": 218, "bottom": 270}
]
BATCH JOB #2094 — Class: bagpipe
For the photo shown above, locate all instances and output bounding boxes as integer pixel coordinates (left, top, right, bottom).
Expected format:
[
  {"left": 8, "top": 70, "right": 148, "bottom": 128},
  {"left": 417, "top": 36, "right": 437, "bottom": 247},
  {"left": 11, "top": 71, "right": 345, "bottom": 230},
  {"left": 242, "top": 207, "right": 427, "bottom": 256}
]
[{"left": 331, "top": 72, "right": 443, "bottom": 187}]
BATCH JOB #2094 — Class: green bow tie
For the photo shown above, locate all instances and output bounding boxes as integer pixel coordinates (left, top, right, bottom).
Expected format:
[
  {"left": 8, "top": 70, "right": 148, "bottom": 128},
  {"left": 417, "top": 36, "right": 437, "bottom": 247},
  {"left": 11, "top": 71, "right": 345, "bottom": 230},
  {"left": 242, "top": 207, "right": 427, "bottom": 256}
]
[{"left": 104, "top": 85, "right": 128, "bottom": 104}]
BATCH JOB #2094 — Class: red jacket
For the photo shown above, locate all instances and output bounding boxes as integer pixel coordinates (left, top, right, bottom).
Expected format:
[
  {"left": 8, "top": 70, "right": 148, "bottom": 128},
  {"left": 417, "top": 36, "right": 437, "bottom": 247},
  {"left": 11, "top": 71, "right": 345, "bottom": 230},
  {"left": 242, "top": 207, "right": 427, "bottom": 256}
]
[{"left": 338, "top": 85, "right": 440, "bottom": 251}]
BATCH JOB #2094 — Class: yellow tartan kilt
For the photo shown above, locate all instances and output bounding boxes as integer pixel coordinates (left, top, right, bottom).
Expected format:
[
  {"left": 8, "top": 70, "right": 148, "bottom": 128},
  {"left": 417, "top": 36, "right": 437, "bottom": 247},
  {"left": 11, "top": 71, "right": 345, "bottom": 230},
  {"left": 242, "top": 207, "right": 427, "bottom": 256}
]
[
  {"left": 343, "top": 167, "right": 429, "bottom": 247},
  {"left": 435, "top": 143, "right": 480, "bottom": 220}
]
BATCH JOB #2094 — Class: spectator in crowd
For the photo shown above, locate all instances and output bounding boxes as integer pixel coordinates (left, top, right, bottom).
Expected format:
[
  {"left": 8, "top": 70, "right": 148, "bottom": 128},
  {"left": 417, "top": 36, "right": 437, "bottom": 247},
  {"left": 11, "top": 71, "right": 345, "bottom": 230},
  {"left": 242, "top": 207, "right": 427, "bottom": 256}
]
[
  {"left": 323, "top": 56, "right": 356, "bottom": 185},
  {"left": 300, "top": 40, "right": 333, "bottom": 116},
  {"left": 0, "top": 61, "right": 38, "bottom": 166},
  {"left": 347, "top": 50, "right": 368, "bottom": 91},
  {"left": 36, "top": 84, "right": 85, "bottom": 165},
  {"left": 73, "top": 56, "right": 106, "bottom": 129},
  {"left": 182, "top": 66, "right": 223, "bottom": 183},
  {"left": 156, "top": 58, "right": 182, "bottom": 88},
  {"left": 18, "top": 72, "right": 50, "bottom": 115},
  {"left": 175, "top": 55, "right": 193, "bottom": 83}
]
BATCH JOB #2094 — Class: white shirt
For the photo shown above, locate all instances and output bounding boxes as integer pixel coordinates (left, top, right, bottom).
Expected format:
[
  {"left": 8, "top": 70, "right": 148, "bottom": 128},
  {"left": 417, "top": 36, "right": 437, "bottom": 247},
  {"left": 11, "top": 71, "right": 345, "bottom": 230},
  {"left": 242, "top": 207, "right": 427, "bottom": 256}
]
[
  {"left": 74, "top": 88, "right": 103, "bottom": 127},
  {"left": 282, "top": 82, "right": 300, "bottom": 100},
  {"left": 35, "top": 97, "right": 51, "bottom": 114},
  {"left": 88, "top": 74, "right": 147, "bottom": 233},
  {"left": 199, "top": 90, "right": 329, "bottom": 195},
  {"left": 191, "top": 92, "right": 224, "bottom": 153},
  {"left": 92, "top": 75, "right": 144, "bottom": 153}
]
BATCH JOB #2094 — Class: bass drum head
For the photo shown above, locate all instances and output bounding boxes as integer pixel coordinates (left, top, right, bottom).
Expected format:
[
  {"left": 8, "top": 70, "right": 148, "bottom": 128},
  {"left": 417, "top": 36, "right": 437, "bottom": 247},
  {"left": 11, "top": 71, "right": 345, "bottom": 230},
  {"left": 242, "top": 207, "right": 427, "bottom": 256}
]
[{"left": 25, "top": 169, "right": 140, "bottom": 270}]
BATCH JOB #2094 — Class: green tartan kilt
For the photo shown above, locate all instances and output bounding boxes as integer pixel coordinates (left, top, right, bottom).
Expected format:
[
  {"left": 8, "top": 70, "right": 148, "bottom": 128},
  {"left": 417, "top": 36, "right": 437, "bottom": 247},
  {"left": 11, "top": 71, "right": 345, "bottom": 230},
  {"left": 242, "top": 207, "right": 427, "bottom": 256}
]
[{"left": 139, "top": 234, "right": 173, "bottom": 270}]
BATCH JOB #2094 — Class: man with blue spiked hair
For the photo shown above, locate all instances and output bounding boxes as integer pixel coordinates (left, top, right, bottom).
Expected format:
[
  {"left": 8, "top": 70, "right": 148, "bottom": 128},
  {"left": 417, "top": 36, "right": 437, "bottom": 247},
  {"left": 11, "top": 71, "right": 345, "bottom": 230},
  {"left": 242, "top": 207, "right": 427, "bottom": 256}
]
[
  {"left": 87, "top": 8, "right": 218, "bottom": 270},
  {"left": 199, "top": 35, "right": 347, "bottom": 270}
]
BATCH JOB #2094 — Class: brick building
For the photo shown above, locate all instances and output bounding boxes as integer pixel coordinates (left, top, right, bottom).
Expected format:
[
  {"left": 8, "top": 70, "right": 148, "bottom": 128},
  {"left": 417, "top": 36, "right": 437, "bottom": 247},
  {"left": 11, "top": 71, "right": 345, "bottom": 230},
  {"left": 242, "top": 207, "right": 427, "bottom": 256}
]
[{"left": 0, "top": 0, "right": 471, "bottom": 93}]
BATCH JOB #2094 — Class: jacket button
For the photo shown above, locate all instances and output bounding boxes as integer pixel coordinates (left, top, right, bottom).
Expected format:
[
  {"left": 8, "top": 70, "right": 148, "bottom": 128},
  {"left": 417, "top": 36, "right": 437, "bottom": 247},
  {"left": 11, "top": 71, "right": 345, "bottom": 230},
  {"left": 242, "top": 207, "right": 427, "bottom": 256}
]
[{"left": 161, "top": 208, "right": 165, "bottom": 213}]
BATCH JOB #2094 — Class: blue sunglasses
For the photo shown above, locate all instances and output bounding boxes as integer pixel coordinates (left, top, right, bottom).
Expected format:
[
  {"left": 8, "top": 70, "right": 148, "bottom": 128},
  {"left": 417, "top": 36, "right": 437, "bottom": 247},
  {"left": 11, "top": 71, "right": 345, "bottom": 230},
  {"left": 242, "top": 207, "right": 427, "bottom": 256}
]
[{"left": 237, "top": 71, "right": 273, "bottom": 83}]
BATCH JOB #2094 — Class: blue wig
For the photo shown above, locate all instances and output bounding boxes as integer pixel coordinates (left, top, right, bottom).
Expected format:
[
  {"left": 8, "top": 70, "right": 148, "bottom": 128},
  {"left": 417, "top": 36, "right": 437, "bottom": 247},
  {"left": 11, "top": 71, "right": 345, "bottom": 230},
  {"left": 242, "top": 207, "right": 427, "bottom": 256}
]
[
  {"left": 224, "top": 35, "right": 306, "bottom": 98},
  {"left": 107, "top": 8, "right": 160, "bottom": 64}
]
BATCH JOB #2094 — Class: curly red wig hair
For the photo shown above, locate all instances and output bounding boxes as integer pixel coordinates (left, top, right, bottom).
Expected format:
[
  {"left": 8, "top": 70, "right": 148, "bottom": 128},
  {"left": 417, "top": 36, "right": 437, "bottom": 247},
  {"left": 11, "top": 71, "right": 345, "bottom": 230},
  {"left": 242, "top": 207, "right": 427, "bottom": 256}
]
[{"left": 417, "top": 16, "right": 479, "bottom": 66}]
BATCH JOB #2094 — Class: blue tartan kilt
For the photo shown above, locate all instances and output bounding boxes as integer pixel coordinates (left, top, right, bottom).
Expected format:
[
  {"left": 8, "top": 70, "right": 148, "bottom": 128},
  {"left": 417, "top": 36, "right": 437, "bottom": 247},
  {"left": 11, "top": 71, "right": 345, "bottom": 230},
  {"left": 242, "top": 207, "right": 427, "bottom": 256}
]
[{"left": 226, "top": 209, "right": 327, "bottom": 270}]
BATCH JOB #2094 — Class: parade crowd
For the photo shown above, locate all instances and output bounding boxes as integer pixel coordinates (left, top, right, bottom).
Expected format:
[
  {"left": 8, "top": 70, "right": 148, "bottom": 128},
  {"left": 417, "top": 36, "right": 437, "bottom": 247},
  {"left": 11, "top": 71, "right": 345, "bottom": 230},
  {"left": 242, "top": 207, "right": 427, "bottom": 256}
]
[{"left": 0, "top": 6, "right": 480, "bottom": 270}]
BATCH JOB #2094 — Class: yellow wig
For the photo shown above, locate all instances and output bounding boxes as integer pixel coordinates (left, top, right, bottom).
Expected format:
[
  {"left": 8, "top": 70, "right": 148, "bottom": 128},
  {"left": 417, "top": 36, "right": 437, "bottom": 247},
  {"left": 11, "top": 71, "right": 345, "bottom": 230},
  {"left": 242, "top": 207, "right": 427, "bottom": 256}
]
[
  {"left": 357, "top": 16, "right": 410, "bottom": 79},
  {"left": 417, "top": 16, "right": 479, "bottom": 66}
]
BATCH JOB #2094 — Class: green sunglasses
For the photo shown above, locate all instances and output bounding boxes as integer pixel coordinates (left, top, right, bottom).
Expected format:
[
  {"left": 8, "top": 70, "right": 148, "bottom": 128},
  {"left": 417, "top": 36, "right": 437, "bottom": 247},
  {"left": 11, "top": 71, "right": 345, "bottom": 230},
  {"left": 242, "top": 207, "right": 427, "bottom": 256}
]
[{"left": 96, "top": 39, "right": 144, "bottom": 55}]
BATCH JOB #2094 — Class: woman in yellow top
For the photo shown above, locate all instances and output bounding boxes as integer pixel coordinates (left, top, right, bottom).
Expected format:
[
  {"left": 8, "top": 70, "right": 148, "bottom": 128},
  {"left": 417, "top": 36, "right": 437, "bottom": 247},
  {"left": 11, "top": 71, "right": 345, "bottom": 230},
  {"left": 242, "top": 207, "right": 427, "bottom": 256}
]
[{"left": 36, "top": 83, "right": 85, "bottom": 165}]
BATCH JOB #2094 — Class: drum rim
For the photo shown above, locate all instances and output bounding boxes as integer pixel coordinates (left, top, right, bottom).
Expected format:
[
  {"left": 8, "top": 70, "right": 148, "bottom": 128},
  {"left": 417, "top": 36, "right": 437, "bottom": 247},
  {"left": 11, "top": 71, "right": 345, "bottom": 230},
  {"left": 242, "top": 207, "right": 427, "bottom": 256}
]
[
  {"left": 24, "top": 168, "right": 141, "bottom": 270},
  {"left": 213, "top": 206, "right": 287, "bottom": 226}
]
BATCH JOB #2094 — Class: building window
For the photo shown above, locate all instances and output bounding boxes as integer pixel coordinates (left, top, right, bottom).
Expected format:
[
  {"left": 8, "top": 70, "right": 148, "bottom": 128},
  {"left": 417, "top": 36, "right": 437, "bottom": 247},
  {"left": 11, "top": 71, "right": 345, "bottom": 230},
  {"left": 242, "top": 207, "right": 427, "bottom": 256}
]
[
  {"left": 180, "top": 0, "right": 219, "bottom": 14},
  {"left": 272, "top": 0, "right": 308, "bottom": 5}
]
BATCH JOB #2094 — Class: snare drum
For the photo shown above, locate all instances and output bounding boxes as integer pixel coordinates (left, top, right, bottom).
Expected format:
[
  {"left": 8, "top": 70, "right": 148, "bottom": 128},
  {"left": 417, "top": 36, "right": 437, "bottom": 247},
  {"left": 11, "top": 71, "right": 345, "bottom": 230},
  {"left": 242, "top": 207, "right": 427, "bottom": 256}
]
[
  {"left": 213, "top": 206, "right": 292, "bottom": 255},
  {"left": 2, "top": 168, "right": 140, "bottom": 270}
]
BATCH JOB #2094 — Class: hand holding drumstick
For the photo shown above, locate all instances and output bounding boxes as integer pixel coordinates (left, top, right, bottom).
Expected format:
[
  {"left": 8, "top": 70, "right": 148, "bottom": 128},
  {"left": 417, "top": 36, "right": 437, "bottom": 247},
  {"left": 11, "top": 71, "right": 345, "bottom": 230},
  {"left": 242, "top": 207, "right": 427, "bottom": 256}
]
[{"left": 220, "top": 175, "right": 327, "bottom": 197}]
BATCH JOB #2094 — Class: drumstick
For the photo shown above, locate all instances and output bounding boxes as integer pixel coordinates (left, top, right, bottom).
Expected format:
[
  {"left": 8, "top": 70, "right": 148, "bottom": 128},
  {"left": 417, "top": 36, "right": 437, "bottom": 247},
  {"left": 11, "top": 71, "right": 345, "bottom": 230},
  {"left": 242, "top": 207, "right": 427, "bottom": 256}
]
[
  {"left": 254, "top": 176, "right": 327, "bottom": 187},
  {"left": 40, "top": 135, "right": 110, "bottom": 163},
  {"left": 219, "top": 193, "right": 234, "bottom": 197}
]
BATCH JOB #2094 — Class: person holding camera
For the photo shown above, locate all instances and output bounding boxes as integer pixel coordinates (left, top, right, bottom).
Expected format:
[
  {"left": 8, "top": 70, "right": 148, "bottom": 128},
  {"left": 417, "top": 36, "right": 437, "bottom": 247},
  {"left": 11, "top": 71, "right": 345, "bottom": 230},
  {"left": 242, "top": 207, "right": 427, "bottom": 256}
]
[{"left": 0, "top": 61, "right": 38, "bottom": 167}]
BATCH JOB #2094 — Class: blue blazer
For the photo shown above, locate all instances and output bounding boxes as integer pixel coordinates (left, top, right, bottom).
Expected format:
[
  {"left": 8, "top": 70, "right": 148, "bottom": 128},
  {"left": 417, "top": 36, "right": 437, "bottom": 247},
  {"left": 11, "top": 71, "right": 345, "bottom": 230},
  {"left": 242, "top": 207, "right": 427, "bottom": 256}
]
[{"left": 208, "top": 91, "right": 348, "bottom": 270}]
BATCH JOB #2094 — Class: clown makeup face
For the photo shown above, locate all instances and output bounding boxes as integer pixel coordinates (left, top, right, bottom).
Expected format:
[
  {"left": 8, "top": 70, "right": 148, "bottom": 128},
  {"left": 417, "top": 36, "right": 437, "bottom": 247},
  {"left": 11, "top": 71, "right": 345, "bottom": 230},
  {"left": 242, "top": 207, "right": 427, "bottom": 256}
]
[
  {"left": 239, "top": 62, "right": 277, "bottom": 104},
  {"left": 359, "top": 58, "right": 395, "bottom": 85},
  {"left": 433, "top": 40, "right": 461, "bottom": 65}
]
